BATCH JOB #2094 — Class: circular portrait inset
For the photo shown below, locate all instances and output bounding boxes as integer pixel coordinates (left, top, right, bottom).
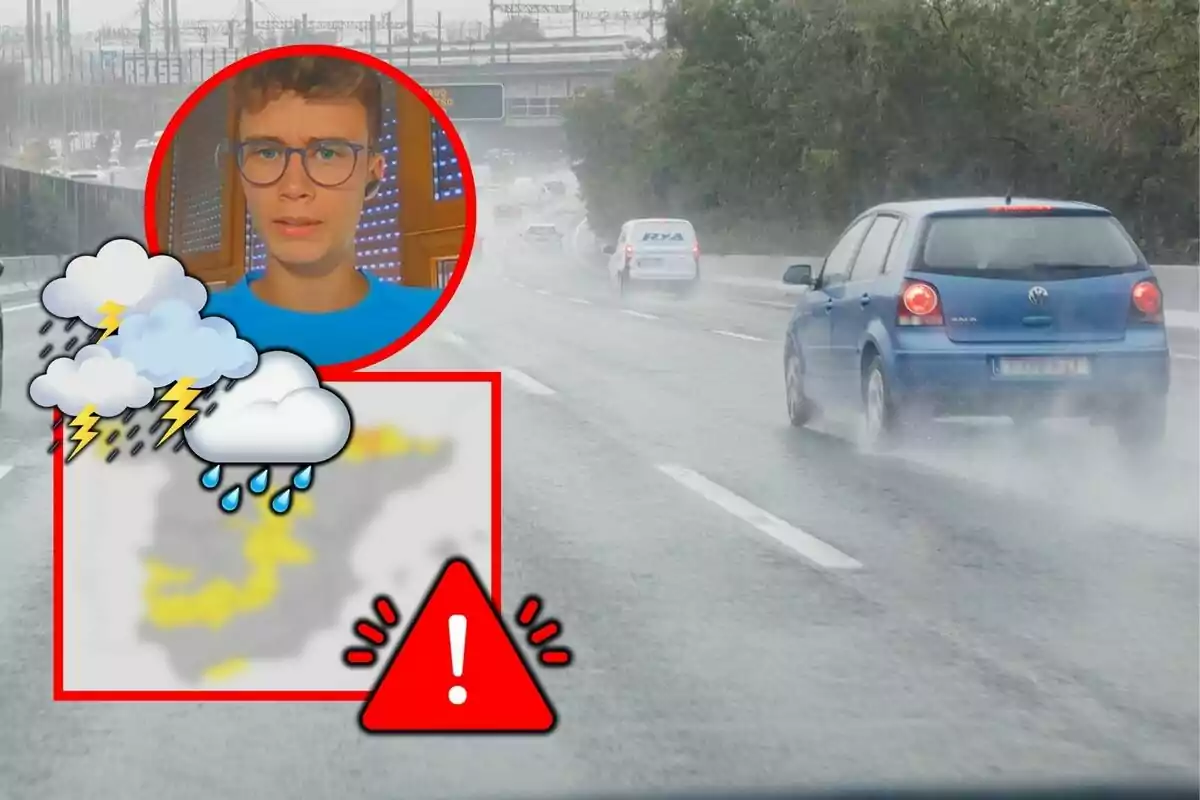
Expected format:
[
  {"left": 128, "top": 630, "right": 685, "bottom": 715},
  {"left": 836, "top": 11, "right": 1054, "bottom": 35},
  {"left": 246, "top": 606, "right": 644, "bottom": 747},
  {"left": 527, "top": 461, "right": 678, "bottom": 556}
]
[{"left": 145, "top": 44, "right": 475, "bottom": 370}]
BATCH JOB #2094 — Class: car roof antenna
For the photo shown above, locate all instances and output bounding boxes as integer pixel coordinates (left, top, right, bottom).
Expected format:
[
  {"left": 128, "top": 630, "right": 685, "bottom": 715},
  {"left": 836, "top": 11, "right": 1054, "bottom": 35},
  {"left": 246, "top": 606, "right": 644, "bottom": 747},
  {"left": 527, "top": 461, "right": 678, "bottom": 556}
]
[{"left": 1004, "top": 183, "right": 1014, "bottom": 206}]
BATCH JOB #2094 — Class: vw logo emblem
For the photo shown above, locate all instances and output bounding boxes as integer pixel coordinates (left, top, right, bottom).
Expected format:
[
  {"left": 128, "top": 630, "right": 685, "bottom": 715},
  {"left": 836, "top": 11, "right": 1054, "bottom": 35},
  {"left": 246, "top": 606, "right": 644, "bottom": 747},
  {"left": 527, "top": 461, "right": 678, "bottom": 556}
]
[{"left": 1028, "top": 286, "right": 1049, "bottom": 305}]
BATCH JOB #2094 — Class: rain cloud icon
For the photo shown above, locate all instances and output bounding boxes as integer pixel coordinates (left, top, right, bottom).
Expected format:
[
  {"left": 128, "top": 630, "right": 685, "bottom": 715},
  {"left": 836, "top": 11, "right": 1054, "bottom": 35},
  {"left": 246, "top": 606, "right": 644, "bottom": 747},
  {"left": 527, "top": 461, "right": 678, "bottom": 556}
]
[{"left": 185, "top": 351, "right": 352, "bottom": 515}]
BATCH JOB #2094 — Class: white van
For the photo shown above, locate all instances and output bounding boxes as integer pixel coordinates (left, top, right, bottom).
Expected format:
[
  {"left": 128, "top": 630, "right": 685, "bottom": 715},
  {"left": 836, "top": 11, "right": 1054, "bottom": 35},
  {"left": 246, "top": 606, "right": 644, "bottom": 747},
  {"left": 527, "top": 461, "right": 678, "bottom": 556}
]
[{"left": 603, "top": 218, "right": 700, "bottom": 295}]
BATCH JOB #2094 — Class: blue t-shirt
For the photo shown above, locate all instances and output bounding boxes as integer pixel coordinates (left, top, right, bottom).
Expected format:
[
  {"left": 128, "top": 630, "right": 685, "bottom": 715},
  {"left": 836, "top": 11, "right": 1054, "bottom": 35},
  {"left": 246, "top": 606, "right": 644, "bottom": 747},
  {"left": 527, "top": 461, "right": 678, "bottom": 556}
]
[{"left": 202, "top": 273, "right": 441, "bottom": 366}]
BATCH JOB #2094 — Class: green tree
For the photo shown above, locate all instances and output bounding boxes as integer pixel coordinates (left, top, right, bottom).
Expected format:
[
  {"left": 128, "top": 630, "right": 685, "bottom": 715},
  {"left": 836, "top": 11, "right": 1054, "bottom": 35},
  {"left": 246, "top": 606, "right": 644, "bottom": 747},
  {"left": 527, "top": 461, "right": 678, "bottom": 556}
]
[
  {"left": 492, "top": 17, "right": 545, "bottom": 42},
  {"left": 565, "top": 0, "right": 1199, "bottom": 259}
]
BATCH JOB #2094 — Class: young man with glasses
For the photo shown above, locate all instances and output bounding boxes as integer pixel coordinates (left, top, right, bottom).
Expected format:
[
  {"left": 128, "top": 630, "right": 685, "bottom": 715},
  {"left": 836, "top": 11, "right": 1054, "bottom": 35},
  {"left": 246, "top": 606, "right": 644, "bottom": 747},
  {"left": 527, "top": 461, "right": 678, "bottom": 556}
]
[{"left": 201, "top": 55, "right": 441, "bottom": 366}]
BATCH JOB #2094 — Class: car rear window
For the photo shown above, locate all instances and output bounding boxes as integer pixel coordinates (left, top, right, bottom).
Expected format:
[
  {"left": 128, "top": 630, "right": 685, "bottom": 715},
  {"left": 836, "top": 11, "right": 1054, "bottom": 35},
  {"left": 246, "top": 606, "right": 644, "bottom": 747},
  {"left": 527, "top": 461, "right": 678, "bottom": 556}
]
[
  {"left": 918, "top": 214, "right": 1143, "bottom": 278},
  {"left": 632, "top": 221, "right": 696, "bottom": 245}
]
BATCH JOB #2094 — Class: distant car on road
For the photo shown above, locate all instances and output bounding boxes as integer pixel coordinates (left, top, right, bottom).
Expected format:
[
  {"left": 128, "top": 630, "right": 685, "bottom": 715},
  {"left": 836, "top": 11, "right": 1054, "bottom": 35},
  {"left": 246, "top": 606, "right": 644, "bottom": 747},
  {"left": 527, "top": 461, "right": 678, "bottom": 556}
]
[
  {"left": 65, "top": 169, "right": 110, "bottom": 185},
  {"left": 511, "top": 177, "right": 540, "bottom": 204},
  {"left": 520, "top": 223, "right": 564, "bottom": 253},
  {"left": 782, "top": 197, "right": 1170, "bottom": 451},
  {"left": 495, "top": 203, "right": 522, "bottom": 222},
  {"left": 602, "top": 218, "right": 701, "bottom": 297}
]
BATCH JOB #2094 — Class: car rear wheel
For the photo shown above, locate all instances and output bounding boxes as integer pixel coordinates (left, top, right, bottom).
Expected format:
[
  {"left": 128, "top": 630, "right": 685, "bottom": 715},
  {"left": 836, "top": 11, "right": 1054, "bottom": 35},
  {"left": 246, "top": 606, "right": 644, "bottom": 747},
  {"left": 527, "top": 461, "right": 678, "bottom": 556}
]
[
  {"left": 861, "top": 355, "right": 905, "bottom": 451},
  {"left": 616, "top": 269, "right": 630, "bottom": 298},
  {"left": 1113, "top": 397, "right": 1166, "bottom": 453},
  {"left": 785, "top": 348, "right": 812, "bottom": 427}
]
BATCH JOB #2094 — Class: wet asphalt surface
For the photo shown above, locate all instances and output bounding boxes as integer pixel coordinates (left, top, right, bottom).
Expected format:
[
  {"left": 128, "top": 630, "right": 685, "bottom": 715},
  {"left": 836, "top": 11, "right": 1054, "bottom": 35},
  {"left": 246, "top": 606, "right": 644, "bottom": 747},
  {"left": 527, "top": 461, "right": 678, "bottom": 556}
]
[{"left": 0, "top": 253, "right": 1196, "bottom": 798}]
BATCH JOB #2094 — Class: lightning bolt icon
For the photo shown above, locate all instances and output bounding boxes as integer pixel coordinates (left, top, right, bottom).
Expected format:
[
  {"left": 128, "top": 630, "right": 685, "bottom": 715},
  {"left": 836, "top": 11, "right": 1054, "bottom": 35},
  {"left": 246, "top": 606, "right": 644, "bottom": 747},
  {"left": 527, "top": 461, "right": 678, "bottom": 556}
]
[
  {"left": 95, "top": 300, "right": 126, "bottom": 342},
  {"left": 156, "top": 378, "right": 202, "bottom": 448},
  {"left": 67, "top": 405, "right": 101, "bottom": 462}
]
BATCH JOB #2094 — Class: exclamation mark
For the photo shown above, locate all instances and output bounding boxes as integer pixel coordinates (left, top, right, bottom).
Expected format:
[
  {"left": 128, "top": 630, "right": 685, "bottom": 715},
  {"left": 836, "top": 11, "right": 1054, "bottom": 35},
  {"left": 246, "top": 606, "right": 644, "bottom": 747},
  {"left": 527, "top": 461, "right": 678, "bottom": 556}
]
[{"left": 448, "top": 614, "right": 467, "bottom": 705}]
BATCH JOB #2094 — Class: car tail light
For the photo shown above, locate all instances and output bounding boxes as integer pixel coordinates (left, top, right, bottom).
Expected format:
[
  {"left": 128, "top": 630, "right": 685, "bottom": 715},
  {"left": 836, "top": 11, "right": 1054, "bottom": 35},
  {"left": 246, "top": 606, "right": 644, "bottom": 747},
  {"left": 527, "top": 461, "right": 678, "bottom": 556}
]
[
  {"left": 693, "top": 243, "right": 701, "bottom": 258},
  {"left": 897, "top": 280, "right": 943, "bottom": 326},
  {"left": 624, "top": 244, "right": 633, "bottom": 268},
  {"left": 1130, "top": 280, "right": 1163, "bottom": 322}
]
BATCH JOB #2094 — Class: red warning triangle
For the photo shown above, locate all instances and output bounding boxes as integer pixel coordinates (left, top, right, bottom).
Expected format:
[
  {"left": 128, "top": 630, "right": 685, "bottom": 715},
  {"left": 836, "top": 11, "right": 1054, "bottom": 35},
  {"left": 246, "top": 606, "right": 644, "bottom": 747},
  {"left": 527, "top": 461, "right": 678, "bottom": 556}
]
[{"left": 358, "top": 558, "right": 557, "bottom": 734}]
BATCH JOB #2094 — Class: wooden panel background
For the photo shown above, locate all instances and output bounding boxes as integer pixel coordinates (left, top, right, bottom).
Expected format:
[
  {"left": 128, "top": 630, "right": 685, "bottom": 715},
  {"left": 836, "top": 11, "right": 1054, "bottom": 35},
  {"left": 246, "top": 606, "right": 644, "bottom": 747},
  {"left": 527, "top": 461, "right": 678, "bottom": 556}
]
[
  {"left": 396, "top": 85, "right": 467, "bottom": 288},
  {"left": 160, "top": 79, "right": 465, "bottom": 291},
  {"left": 160, "top": 83, "right": 243, "bottom": 290}
]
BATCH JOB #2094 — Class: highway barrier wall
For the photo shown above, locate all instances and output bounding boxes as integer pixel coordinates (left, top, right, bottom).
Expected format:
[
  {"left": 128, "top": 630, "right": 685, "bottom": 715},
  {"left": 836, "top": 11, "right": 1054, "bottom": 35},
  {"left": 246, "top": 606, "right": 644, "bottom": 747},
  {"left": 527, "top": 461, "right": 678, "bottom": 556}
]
[
  {"left": 5, "top": 249, "right": 1196, "bottom": 312},
  {"left": 0, "top": 254, "right": 62, "bottom": 297},
  {"left": 0, "top": 165, "right": 145, "bottom": 257},
  {"left": 699, "top": 255, "right": 1200, "bottom": 313}
]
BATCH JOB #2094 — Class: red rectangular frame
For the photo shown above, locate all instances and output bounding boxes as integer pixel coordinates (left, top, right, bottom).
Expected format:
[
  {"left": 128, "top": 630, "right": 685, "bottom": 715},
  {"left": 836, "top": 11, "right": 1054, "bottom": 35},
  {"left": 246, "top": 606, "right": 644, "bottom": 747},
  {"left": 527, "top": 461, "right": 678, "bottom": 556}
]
[{"left": 53, "top": 370, "right": 504, "bottom": 702}]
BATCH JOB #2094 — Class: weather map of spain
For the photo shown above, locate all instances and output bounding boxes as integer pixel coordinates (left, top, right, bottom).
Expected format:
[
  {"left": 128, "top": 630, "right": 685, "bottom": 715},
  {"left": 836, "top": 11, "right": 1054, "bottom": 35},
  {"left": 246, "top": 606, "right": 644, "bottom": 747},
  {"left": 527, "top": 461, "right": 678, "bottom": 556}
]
[{"left": 40, "top": 239, "right": 496, "bottom": 694}]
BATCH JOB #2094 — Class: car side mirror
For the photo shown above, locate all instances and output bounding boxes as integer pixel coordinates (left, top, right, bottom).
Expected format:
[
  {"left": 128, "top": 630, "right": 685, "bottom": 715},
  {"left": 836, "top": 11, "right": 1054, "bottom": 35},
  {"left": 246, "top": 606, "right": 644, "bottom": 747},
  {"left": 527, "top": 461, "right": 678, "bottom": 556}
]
[
  {"left": 0, "top": 262, "right": 5, "bottom": 278},
  {"left": 602, "top": 245, "right": 616, "bottom": 255},
  {"left": 782, "top": 263, "right": 813, "bottom": 286}
]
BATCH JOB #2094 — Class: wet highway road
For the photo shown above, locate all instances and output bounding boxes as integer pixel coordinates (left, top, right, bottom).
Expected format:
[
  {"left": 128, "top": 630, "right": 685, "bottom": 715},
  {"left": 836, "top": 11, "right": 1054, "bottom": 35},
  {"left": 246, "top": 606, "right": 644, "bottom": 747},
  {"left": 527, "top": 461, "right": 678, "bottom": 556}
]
[{"left": 0, "top": 256, "right": 1196, "bottom": 798}]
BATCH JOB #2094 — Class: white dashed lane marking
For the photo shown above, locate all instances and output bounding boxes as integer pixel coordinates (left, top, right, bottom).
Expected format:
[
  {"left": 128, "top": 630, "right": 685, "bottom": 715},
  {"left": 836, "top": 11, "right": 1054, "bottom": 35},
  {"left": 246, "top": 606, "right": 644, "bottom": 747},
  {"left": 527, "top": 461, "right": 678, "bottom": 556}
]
[
  {"left": 621, "top": 309, "right": 659, "bottom": 320},
  {"left": 501, "top": 368, "right": 556, "bottom": 396},
  {"left": 430, "top": 329, "right": 555, "bottom": 395},
  {"left": 746, "top": 299, "right": 796, "bottom": 310},
  {"left": 711, "top": 329, "right": 768, "bottom": 342},
  {"left": 437, "top": 330, "right": 469, "bottom": 348},
  {"left": 657, "top": 464, "right": 863, "bottom": 571}
]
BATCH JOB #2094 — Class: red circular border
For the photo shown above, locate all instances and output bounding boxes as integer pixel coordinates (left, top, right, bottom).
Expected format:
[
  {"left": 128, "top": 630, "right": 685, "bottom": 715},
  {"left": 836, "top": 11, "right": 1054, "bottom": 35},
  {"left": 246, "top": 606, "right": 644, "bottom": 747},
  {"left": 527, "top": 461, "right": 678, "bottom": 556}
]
[{"left": 143, "top": 43, "right": 478, "bottom": 379}]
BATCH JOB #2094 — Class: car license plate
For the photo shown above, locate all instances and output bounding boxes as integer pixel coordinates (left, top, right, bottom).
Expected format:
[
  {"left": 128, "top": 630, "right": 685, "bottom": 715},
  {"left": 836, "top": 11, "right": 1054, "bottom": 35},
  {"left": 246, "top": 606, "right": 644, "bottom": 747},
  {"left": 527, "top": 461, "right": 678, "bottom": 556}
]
[
  {"left": 637, "top": 257, "right": 663, "bottom": 266},
  {"left": 996, "top": 357, "right": 1091, "bottom": 377}
]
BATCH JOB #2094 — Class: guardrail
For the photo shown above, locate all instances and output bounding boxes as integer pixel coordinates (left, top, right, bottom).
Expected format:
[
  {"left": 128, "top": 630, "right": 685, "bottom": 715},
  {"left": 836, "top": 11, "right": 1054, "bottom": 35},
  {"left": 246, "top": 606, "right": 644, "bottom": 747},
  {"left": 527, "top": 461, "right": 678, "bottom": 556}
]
[
  {"left": 0, "top": 254, "right": 64, "bottom": 297},
  {"left": 2, "top": 38, "right": 652, "bottom": 86},
  {"left": 7, "top": 250, "right": 1195, "bottom": 329}
]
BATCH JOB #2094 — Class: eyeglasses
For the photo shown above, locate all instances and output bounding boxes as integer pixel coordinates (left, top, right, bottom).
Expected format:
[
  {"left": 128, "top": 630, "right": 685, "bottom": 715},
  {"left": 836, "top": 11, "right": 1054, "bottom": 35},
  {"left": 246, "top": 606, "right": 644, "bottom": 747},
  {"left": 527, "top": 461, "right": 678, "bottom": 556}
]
[{"left": 231, "top": 138, "right": 371, "bottom": 188}]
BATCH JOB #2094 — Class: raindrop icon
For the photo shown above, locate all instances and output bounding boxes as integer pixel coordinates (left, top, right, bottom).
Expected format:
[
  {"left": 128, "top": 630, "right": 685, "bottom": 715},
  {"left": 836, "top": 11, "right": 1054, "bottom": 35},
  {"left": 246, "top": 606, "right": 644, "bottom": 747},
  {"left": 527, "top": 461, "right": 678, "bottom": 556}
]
[
  {"left": 248, "top": 467, "right": 270, "bottom": 495},
  {"left": 270, "top": 488, "right": 292, "bottom": 515},
  {"left": 200, "top": 464, "right": 222, "bottom": 490},
  {"left": 219, "top": 485, "right": 242, "bottom": 513},
  {"left": 292, "top": 465, "right": 314, "bottom": 491}
]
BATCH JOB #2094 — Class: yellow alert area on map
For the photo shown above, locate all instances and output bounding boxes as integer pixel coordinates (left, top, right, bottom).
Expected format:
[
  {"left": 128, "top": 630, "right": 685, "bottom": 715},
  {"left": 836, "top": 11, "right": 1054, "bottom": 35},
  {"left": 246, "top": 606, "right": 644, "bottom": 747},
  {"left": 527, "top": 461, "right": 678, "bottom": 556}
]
[
  {"left": 139, "top": 426, "right": 445, "bottom": 645},
  {"left": 144, "top": 491, "right": 316, "bottom": 631},
  {"left": 202, "top": 658, "right": 250, "bottom": 683},
  {"left": 341, "top": 424, "right": 443, "bottom": 462}
]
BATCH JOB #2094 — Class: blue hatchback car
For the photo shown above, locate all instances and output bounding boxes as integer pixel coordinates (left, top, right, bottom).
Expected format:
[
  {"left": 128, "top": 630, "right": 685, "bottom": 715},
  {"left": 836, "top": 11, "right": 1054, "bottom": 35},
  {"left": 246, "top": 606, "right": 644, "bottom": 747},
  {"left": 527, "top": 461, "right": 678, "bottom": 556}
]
[{"left": 782, "top": 198, "right": 1171, "bottom": 451}]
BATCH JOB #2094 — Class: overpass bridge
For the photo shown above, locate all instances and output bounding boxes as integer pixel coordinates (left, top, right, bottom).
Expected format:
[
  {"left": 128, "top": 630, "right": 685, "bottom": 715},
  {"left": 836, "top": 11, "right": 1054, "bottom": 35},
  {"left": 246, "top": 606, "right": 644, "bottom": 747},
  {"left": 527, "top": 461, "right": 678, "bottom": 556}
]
[
  {"left": 0, "top": 37, "right": 647, "bottom": 255},
  {"left": 2, "top": 37, "right": 651, "bottom": 138}
]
